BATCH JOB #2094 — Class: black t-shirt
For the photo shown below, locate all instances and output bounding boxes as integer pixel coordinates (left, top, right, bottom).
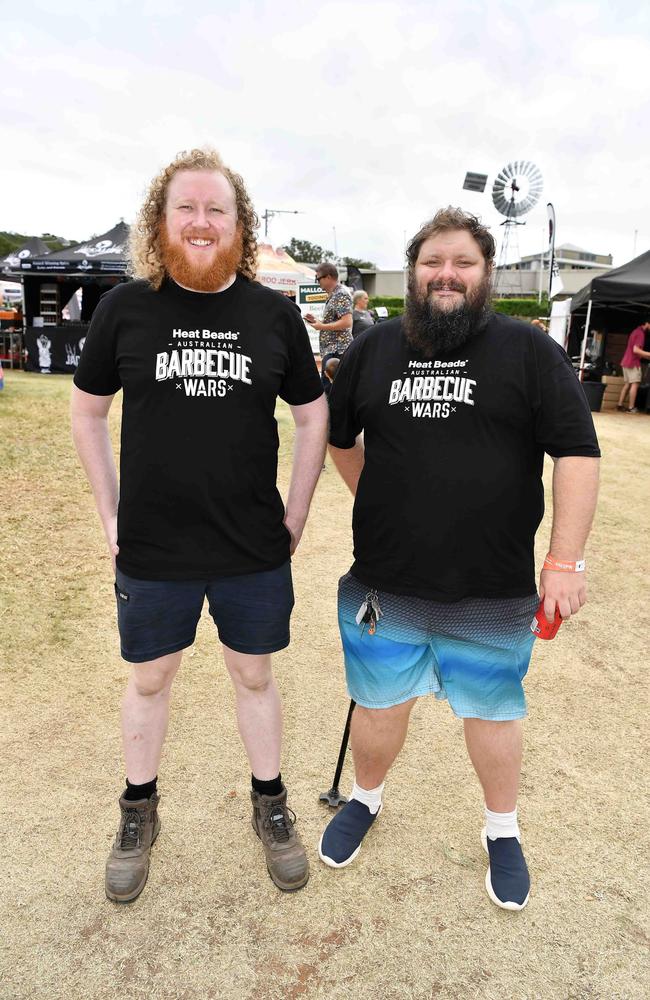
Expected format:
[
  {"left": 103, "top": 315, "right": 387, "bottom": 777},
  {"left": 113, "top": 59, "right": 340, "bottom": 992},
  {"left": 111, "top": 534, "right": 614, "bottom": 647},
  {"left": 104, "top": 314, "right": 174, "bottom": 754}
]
[
  {"left": 328, "top": 313, "right": 600, "bottom": 602},
  {"left": 74, "top": 276, "right": 323, "bottom": 580}
]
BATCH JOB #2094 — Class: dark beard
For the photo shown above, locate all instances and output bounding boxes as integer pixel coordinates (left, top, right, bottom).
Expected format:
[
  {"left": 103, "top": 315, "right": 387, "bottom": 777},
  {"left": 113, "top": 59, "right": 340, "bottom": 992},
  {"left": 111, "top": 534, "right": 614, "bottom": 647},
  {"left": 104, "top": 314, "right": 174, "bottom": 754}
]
[
  {"left": 159, "top": 223, "right": 243, "bottom": 292},
  {"left": 403, "top": 272, "right": 491, "bottom": 359}
]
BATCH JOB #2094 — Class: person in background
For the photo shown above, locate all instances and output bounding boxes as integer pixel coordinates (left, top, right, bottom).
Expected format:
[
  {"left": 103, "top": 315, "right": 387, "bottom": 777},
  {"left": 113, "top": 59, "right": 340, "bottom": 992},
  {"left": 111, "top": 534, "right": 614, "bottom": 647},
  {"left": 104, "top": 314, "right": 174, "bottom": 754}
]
[
  {"left": 531, "top": 319, "right": 548, "bottom": 333},
  {"left": 304, "top": 264, "right": 353, "bottom": 394},
  {"left": 352, "top": 290, "right": 376, "bottom": 338},
  {"left": 617, "top": 320, "right": 650, "bottom": 412}
]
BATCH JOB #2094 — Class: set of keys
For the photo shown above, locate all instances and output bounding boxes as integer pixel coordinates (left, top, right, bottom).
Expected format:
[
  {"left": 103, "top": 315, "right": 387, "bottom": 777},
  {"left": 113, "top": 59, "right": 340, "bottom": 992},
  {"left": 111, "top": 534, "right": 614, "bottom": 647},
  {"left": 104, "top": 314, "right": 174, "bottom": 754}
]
[{"left": 355, "top": 590, "right": 383, "bottom": 635}]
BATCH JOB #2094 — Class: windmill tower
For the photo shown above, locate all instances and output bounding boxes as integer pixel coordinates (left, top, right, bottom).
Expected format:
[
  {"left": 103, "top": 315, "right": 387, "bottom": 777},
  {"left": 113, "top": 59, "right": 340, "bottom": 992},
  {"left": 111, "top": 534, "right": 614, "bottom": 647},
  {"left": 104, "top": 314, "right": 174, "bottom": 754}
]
[{"left": 491, "top": 161, "right": 543, "bottom": 295}]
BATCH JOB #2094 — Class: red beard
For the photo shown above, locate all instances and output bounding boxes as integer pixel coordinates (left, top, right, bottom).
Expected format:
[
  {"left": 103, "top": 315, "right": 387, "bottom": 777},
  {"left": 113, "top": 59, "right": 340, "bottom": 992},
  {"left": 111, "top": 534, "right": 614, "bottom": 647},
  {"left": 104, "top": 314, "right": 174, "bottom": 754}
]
[{"left": 159, "top": 223, "right": 244, "bottom": 292}]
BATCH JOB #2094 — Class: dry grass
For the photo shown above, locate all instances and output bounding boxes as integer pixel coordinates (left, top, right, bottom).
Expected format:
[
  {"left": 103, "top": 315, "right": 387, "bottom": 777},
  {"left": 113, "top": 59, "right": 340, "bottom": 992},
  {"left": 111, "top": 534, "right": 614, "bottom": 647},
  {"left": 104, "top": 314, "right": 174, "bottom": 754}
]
[{"left": 1, "top": 370, "right": 648, "bottom": 1000}]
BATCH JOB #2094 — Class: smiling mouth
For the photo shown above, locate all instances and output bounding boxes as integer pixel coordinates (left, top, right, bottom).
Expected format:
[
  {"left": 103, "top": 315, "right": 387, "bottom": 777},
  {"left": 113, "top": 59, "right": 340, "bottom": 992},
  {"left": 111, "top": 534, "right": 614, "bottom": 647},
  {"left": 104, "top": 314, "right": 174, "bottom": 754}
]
[{"left": 187, "top": 238, "right": 214, "bottom": 247}]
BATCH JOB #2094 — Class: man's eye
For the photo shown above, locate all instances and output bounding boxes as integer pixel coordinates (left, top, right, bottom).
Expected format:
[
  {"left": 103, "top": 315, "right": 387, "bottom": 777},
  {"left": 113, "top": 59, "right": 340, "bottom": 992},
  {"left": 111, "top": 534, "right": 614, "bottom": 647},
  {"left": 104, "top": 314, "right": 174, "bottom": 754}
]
[{"left": 210, "top": 207, "right": 224, "bottom": 213}]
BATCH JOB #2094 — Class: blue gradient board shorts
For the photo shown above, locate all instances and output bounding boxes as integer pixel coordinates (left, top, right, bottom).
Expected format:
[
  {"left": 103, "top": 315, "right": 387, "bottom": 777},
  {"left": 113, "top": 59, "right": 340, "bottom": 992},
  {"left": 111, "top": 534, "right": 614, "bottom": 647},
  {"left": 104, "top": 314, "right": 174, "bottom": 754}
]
[{"left": 338, "top": 573, "right": 539, "bottom": 721}]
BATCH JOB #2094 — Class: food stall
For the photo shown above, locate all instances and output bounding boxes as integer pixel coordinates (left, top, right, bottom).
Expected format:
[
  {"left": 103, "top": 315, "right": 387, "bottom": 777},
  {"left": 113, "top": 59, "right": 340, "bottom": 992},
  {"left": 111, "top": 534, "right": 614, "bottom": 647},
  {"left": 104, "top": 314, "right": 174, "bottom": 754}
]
[
  {"left": 14, "top": 223, "right": 129, "bottom": 374},
  {"left": 569, "top": 249, "right": 650, "bottom": 412}
]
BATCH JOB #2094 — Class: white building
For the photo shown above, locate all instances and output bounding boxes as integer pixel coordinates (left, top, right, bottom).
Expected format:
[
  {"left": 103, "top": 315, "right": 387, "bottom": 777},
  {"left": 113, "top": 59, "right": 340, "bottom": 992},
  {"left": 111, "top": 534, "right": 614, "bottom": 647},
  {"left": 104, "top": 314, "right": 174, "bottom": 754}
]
[{"left": 496, "top": 243, "right": 613, "bottom": 299}]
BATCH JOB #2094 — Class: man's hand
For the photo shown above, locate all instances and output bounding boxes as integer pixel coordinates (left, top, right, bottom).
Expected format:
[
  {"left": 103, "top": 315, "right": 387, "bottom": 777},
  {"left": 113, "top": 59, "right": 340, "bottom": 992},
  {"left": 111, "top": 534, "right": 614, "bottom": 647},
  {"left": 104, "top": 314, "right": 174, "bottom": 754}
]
[
  {"left": 105, "top": 514, "right": 120, "bottom": 574},
  {"left": 543, "top": 455, "right": 599, "bottom": 623},
  {"left": 539, "top": 568, "right": 587, "bottom": 622},
  {"left": 283, "top": 512, "right": 305, "bottom": 556}
]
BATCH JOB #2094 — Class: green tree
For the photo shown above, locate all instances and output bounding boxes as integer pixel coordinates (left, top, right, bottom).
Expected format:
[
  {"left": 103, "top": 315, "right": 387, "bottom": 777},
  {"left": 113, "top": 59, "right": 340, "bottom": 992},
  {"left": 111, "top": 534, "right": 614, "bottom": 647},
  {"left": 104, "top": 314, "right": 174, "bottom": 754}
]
[
  {"left": 342, "top": 255, "right": 376, "bottom": 269},
  {"left": 282, "top": 238, "right": 335, "bottom": 263},
  {"left": 0, "top": 230, "right": 75, "bottom": 256}
]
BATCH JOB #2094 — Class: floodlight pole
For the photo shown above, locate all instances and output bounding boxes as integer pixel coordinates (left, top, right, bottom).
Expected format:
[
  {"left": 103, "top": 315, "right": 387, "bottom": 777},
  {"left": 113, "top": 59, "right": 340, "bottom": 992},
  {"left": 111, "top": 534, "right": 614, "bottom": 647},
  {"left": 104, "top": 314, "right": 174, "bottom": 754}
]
[{"left": 262, "top": 209, "right": 302, "bottom": 239}]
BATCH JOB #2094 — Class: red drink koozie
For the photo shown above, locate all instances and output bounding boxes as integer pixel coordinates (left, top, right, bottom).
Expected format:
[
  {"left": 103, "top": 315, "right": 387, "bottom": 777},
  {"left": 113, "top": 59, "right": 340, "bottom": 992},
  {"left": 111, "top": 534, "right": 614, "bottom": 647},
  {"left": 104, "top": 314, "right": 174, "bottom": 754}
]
[{"left": 530, "top": 602, "right": 563, "bottom": 640}]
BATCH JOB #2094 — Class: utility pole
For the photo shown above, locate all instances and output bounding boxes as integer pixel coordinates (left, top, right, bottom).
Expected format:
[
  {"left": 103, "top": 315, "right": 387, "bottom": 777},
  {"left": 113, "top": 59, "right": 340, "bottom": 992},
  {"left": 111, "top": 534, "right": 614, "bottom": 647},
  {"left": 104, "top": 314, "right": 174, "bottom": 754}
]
[{"left": 261, "top": 208, "right": 302, "bottom": 240}]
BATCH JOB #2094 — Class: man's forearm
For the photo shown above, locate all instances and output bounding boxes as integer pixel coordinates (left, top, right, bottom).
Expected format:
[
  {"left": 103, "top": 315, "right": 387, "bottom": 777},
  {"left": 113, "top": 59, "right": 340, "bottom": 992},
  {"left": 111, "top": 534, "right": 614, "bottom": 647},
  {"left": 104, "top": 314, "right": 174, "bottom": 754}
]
[
  {"left": 329, "top": 440, "right": 365, "bottom": 496},
  {"left": 316, "top": 317, "right": 352, "bottom": 332},
  {"left": 71, "top": 413, "right": 119, "bottom": 530},
  {"left": 549, "top": 456, "right": 600, "bottom": 558},
  {"left": 284, "top": 400, "right": 329, "bottom": 541}
]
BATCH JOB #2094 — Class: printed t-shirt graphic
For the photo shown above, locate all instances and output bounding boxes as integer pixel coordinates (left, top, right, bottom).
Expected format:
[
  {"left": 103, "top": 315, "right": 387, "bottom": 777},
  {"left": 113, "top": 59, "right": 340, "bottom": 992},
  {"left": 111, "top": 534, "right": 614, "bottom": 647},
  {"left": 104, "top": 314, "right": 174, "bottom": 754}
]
[{"left": 74, "top": 277, "right": 322, "bottom": 580}]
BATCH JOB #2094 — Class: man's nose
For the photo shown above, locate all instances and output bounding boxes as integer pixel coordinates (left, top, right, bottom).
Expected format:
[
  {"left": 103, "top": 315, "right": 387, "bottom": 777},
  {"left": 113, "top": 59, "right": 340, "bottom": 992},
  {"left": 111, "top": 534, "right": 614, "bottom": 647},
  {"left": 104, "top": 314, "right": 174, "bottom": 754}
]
[
  {"left": 437, "top": 260, "right": 457, "bottom": 281},
  {"left": 191, "top": 207, "right": 211, "bottom": 228}
]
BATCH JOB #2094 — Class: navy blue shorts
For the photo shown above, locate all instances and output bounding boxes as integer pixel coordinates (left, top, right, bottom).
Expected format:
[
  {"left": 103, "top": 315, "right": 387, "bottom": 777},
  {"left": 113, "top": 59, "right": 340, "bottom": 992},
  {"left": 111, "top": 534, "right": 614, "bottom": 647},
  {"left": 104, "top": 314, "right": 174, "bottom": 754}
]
[{"left": 114, "top": 562, "right": 294, "bottom": 663}]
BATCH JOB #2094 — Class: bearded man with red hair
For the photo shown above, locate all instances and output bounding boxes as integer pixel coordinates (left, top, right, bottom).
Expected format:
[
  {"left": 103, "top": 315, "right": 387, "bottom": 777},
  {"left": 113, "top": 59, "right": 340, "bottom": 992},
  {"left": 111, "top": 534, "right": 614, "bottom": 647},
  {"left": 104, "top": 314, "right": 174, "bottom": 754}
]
[{"left": 72, "top": 148, "right": 327, "bottom": 901}]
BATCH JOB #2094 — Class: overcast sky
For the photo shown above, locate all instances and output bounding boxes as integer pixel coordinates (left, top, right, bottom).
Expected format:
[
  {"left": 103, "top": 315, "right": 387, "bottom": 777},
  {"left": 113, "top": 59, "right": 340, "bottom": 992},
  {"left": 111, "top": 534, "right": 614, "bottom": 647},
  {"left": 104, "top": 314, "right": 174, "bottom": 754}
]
[{"left": 4, "top": 1, "right": 649, "bottom": 270}]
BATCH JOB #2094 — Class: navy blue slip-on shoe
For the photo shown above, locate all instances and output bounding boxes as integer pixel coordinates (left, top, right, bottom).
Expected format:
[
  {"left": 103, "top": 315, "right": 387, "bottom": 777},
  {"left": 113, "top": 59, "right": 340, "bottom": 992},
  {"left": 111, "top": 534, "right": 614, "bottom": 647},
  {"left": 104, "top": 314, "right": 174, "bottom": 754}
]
[
  {"left": 319, "top": 799, "right": 383, "bottom": 868},
  {"left": 481, "top": 827, "right": 530, "bottom": 910}
]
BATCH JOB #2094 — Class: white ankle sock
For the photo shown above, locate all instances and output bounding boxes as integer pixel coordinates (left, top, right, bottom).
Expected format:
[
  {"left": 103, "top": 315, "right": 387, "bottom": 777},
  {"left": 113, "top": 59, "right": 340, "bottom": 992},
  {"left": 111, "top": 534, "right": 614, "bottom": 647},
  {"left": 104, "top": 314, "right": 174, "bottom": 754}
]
[
  {"left": 351, "top": 780, "right": 384, "bottom": 815},
  {"left": 484, "top": 806, "right": 520, "bottom": 841}
]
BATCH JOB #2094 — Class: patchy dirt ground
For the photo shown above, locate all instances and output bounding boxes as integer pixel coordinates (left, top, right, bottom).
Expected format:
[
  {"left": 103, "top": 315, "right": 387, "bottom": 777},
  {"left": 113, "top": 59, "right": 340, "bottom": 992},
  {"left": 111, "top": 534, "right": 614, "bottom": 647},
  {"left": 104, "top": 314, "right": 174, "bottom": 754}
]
[{"left": 1, "top": 370, "right": 648, "bottom": 1000}]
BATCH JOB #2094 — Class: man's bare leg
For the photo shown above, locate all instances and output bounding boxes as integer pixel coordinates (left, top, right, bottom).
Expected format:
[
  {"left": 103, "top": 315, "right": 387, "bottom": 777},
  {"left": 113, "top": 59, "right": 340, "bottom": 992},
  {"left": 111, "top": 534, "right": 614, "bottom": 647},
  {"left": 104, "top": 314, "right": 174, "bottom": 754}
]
[
  {"left": 106, "top": 650, "right": 182, "bottom": 902},
  {"left": 463, "top": 718, "right": 521, "bottom": 812},
  {"left": 319, "top": 698, "right": 417, "bottom": 869},
  {"left": 222, "top": 644, "right": 308, "bottom": 891},
  {"left": 464, "top": 718, "right": 529, "bottom": 910},
  {"left": 121, "top": 651, "right": 183, "bottom": 783},
  {"left": 628, "top": 382, "right": 639, "bottom": 410},
  {"left": 351, "top": 698, "right": 418, "bottom": 789},
  {"left": 221, "top": 646, "right": 282, "bottom": 779}
]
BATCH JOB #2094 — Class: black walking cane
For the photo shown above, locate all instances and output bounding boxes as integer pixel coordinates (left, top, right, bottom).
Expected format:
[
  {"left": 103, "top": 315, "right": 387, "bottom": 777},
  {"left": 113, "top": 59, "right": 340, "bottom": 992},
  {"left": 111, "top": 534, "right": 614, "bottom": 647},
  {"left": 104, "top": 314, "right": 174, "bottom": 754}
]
[{"left": 319, "top": 699, "right": 356, "bottom": 808}]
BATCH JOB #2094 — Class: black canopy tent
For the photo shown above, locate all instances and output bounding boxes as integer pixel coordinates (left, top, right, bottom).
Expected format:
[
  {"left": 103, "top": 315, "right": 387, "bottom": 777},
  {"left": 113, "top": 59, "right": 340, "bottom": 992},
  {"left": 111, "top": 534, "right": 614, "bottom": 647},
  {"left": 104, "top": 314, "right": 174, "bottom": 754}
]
[
  {"left": 571, "top": 249, "right": 650, "bottom": 312},
  {"left": 569, "top": 249, "right": 650, "bottom": 377},
  {"left": 1, "top": 237, "right": 51, "bottom": 280},
  {"left": 16, "top": 222, "right": 129, "bottom": 373}
]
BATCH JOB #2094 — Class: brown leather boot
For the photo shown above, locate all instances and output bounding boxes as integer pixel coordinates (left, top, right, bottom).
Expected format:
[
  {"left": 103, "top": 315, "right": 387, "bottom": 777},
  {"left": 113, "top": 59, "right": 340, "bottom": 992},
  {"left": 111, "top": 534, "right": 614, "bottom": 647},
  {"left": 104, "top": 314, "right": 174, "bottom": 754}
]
[
  {"left": 105, "top": 793, "right": 161, "bottom": 902},
  {"left": 250, "top": 786, "right": 309, "bottom": 892}
]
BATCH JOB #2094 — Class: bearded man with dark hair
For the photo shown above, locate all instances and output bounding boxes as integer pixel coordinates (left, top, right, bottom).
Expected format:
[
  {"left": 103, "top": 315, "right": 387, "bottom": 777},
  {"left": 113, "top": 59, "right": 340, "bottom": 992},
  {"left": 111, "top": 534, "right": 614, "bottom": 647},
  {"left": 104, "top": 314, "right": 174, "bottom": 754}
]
[
  {"left": 71, "top": 148, "right": 328, "bottom": 901},
  {"left": 318, "top": 207, "right": 600, "bottom": 912},
  {"left": 403, "top": 207, "right": 494, "bottom": 359}
]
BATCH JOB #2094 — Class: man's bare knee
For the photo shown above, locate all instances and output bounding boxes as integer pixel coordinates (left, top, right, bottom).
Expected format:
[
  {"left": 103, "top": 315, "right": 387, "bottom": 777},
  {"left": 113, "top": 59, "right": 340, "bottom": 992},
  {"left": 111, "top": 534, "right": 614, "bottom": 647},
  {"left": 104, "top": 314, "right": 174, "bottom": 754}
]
[
  {"left": 354, "top": 699, "right": 417, "bottom": 725},
  {"left": 231, "top": 665, "right": 273, "bottom": 693},
  {"left": 223, "top": 648, "right": 273, "bottom": 694},
  {"left": 130, "top": 655, "right": 180, "bottom": 698}
]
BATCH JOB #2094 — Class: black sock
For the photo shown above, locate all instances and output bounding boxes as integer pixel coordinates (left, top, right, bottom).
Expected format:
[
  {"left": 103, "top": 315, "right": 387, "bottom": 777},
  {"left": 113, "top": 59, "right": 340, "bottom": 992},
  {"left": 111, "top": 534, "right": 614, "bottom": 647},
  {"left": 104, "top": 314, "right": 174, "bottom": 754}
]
[
  {"left": 251, "top": 773, "right": 283, "bottom": 797},
  {"left": 123, "top": 776, "right": 158, "bottom": 801}
]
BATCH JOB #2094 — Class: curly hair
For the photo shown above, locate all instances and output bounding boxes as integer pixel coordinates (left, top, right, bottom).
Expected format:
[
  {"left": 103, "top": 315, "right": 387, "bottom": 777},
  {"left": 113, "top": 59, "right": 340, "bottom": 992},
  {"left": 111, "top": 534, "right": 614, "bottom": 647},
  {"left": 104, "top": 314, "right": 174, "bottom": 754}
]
[
  {"left": 406, "top": 207, "right": 495, "bottom": 272},
  {"left": 129, "top": 147, "right": 259, "bottom": 289}
]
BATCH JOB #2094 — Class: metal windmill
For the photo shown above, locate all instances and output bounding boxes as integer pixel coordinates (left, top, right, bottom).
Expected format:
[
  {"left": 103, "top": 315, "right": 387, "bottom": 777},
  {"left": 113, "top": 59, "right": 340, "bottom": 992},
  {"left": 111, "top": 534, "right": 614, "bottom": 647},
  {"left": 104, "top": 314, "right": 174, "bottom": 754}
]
[{"left": 491, "top": 161, "right": 544, "bottom": 293}]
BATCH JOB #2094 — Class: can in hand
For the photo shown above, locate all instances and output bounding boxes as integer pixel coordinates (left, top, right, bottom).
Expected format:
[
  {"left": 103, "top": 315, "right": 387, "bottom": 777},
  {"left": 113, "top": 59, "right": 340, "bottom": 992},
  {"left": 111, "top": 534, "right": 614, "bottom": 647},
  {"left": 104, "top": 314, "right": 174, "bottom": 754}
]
[{"left": 530, "top": 601, "right": 563, "bottom": 640}]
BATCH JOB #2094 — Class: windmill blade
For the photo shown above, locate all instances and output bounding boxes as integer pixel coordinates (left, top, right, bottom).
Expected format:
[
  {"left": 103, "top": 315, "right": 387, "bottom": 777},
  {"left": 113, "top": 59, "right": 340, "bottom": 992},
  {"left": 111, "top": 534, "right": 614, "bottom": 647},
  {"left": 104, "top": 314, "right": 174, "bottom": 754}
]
[{"left": 492, "top": 161, "right": 544, "bottom": 218}]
